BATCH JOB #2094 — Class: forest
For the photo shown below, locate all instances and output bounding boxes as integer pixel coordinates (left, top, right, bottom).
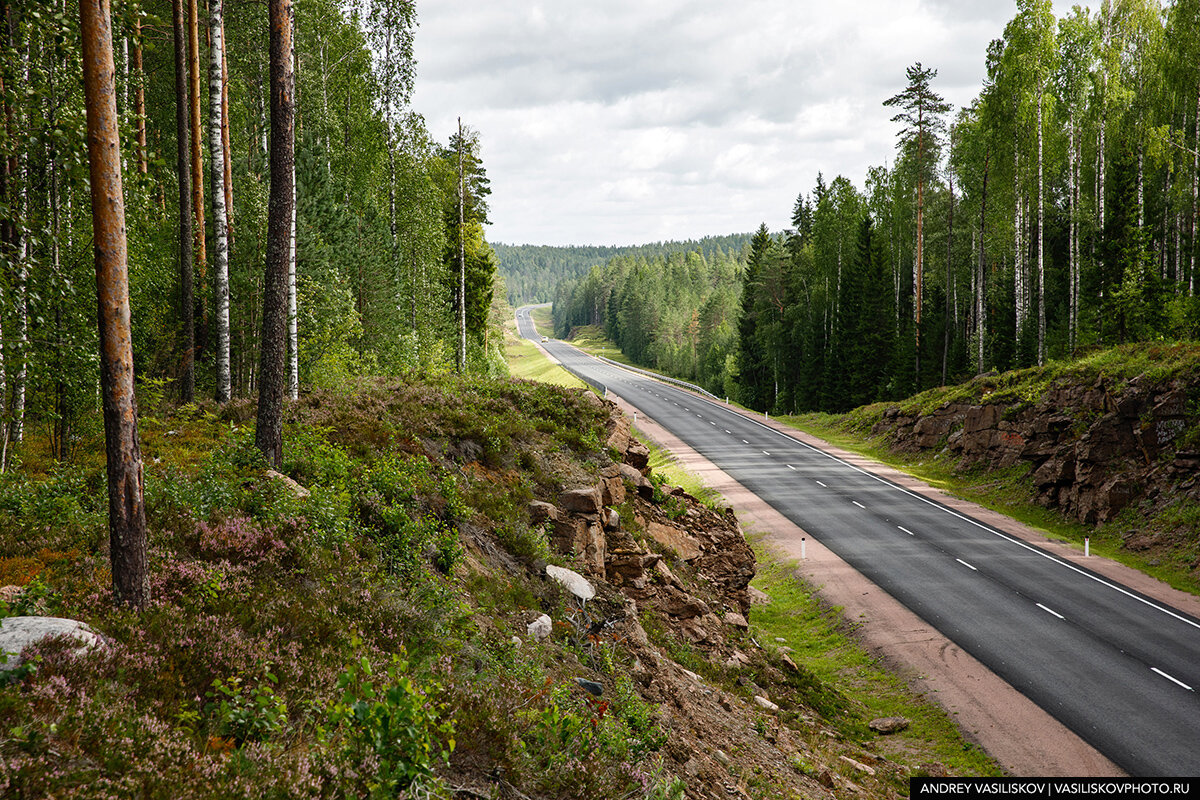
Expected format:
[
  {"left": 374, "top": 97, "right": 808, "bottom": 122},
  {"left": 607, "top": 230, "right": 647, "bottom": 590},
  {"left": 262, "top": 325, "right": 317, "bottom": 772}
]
[
  {"left": 0, "top": 0, "right": 499, "bottom": 469},
  {"left": 496, "top": 234, "right": 753, "bottom": 307},
  {"left": 554, "top": 0, "right": 1200, "bottom": 413}
]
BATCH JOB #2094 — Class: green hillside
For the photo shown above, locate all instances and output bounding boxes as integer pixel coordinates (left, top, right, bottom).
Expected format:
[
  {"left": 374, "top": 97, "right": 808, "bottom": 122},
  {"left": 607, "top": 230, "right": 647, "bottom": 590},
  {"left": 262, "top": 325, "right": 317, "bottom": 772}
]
[{"left": 495, "top": 234, "right": 754, "bottom": 306}]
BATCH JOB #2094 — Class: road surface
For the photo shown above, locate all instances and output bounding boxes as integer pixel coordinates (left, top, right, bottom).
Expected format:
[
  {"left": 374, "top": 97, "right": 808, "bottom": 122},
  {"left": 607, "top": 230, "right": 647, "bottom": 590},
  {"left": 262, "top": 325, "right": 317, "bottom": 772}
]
[{"left": 516, "top": 306, "right": 1200, "bottom": 777}]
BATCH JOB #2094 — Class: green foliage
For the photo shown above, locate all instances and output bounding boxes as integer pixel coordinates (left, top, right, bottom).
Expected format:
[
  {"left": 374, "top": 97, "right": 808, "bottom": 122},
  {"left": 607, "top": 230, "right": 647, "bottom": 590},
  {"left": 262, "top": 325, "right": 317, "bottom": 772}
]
[
  {"left": 356, "top": 453, "right": 465, "bottom": 578},
  {"left": 326, "top": 653, "right": 454, "bottom": 796},
  {"left": 205, "top": 669, "right": 289, "bottom": 745}
]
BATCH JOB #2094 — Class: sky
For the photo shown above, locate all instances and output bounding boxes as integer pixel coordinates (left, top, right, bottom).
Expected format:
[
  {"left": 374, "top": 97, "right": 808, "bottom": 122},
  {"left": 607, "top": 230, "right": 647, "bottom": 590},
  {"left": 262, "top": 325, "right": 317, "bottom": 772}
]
[{"left": 411, "top": 1, "right": 1079, "bottom": 247}]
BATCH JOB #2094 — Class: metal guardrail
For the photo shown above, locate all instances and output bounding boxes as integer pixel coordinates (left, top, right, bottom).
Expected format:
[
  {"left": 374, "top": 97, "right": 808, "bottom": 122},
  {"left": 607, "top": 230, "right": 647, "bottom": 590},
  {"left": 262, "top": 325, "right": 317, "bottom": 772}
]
[{"left": 592, "top": 354, "right": 722, "bottom": 402}]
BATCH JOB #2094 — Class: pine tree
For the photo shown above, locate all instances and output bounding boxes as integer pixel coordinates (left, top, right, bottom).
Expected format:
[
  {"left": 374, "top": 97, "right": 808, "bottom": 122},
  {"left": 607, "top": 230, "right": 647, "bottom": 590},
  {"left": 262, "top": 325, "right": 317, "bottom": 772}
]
[{"left": 884, "top": 63, "right": 950, "bottom": 388}]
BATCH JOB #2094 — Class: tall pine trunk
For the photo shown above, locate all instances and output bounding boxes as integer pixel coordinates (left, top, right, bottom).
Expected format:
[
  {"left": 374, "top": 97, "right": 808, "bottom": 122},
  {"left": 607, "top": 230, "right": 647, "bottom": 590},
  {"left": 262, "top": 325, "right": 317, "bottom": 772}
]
[
  {"left": 976, "top": 151, "right": 989, "bottom": 375},
  {"left": 256, "top": 0, "right": 294, "bottom": 467},
  {"left": 209, "top": 0, "right": 231, "bottom": 402},
  {"left": 943, "top": 171, "right": 954, "bottom": 385},
  {"left": 188, "top": 0, "right": 207, "bottom": 328},
  {"left": 80, "top": 0, "right": 150, "bottom": 608},
  {"left": 172, "top": 0, "right": 194, "bottom": 401}
]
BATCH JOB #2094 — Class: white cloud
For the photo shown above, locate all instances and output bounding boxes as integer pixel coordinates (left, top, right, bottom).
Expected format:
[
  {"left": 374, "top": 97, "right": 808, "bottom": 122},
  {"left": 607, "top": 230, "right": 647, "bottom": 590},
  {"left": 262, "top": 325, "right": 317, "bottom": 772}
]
[{"left": 411, "top": 0, "right": 1081, "bottom": 245}]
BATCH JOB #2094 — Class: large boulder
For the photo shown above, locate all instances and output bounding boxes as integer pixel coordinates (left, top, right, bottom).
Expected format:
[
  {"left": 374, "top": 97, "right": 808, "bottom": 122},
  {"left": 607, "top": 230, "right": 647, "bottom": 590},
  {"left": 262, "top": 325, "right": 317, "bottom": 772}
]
[
  {"left": 560, "top": 487, "right": 603, "bottom": 515},
  {"left": 0, "top": 616, "right": 103, "bottom": 670}
]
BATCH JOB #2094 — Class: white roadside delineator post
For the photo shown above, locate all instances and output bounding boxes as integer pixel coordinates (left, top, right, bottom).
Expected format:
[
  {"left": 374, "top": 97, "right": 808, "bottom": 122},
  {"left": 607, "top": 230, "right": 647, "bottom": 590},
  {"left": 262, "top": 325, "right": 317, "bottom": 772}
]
[{"left": 801, "top": 537, "right": 807, "bottom": 560}]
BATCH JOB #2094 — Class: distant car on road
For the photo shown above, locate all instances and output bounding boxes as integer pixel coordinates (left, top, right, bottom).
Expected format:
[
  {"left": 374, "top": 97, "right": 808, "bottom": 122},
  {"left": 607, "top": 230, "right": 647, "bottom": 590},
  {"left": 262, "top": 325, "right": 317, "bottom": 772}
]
[{"left": 541, "top": 336, "right": 548, "bottom": 342}]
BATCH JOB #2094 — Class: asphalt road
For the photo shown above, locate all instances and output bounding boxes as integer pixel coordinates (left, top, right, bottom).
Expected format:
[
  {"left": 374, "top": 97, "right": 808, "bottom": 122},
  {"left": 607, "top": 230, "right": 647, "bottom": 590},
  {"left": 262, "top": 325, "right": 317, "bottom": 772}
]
[{"left": 516, "top": 305, "right": 1200, "bottom": 777}]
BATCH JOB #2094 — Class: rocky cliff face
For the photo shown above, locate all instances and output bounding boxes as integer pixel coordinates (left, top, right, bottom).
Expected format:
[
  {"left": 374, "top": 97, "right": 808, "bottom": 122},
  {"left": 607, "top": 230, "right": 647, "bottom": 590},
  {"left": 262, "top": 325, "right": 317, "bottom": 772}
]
[
  {"left": 534, "top": 399, "right": 757, "bottom": 652},
  {"left": 871, "top": 374, "right": 1200, "bottom": 527}
]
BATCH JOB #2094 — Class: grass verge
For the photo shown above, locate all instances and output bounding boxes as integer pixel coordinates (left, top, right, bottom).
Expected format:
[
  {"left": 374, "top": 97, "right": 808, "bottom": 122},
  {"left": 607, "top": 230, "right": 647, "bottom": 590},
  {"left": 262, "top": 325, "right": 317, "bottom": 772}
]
[{"left": 503, "top": 311, "right": 587, "bottom": 389}]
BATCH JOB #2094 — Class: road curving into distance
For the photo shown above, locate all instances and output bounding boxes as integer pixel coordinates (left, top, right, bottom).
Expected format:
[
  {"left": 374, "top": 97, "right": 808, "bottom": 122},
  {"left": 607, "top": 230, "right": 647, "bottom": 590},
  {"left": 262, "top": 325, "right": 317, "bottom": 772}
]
[{"left": 516, "top": 305, "right": 1200, "bottom": 777}]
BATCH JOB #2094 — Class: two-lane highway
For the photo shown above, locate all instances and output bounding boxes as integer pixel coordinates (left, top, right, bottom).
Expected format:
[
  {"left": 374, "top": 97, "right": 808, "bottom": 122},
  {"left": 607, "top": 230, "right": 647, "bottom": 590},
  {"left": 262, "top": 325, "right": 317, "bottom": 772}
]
[{"left": 516, "top": 306, "right": 1200, "bottom": 776}]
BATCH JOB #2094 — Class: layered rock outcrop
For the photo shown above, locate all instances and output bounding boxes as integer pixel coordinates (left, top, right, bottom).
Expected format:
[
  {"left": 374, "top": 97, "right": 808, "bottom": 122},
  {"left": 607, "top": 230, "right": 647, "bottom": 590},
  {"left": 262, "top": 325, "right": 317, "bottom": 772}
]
[
  {"left": 872, "top": 374, "right": 1200, "bottom": 525},
  {"left": 532, "top": 396, "right": 756, "bottom": 650}
]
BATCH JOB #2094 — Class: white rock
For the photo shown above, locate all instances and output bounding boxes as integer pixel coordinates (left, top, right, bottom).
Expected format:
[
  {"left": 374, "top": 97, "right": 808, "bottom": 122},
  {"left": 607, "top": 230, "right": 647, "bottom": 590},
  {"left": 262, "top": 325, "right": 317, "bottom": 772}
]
[
  {"left": 753, "top": 695, "right": 780, "bottom": 712},
  {"left": 0, "top": 617, "right": 103, "bottom": 670},
  {"left": 265, "top": 469, "right": 311, "bottom": 499},
  {"left": 526, "top": 614, "right": 552, "bottom": 641},
  {"left": 545, "top": 564, "right": 595, "bottom": 602}
]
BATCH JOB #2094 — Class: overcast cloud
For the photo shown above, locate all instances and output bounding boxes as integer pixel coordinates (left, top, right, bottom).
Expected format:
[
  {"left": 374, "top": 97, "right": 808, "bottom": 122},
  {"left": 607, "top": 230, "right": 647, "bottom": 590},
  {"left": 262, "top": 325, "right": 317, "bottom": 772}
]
[{"left": 411, "top": 1, "right": 1078, "bottom": 246}]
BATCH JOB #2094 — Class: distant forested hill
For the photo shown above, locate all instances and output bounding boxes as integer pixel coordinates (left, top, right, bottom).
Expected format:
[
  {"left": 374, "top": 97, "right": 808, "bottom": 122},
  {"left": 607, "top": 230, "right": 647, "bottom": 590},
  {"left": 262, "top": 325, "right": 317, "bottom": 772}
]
[{"left": 495, "top": 233, "right": 755, "bottom": 306}]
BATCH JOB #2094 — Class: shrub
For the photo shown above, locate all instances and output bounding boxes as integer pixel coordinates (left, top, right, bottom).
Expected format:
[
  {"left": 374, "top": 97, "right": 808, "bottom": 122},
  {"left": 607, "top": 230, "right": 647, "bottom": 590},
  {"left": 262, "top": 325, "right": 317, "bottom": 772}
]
[{"left": 326, "top": 653, "right": 454, "bottom": 796}]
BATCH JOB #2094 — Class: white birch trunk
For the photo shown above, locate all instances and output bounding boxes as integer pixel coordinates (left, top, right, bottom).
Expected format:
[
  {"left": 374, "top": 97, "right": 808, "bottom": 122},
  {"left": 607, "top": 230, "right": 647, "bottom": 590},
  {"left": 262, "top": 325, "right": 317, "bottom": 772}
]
[
  {"left": 1068, "top": 123, "right": 1077, "bottom": 352},
  {"left": 286, "top": 12, "right": 299, "bottom": 401},
  {"left": 457, "top": 117, "right": 467, "bottom": 373},
  {"left": 1037, "top": 87, "right": 1045, "bottom": 366},
  {"left": 1192, "top": 85, "right": 1198, "bottom": 296},
  {"left": 287, "top": 159, "right": 298, "bottom": 400},
  {"left": 210, "top": 0, "right": 231, "bottom": 403}
]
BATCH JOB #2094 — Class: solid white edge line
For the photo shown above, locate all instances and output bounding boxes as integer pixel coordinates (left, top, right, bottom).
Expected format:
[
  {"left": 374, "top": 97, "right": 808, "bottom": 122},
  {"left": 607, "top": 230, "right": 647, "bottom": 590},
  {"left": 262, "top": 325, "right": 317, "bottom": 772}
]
[
  {"left": 957, "top": 558, "right": 978, "bottom": 571},
  {"left": 564, "top": 344, "right": 1200, "bottom": 634},
  {"left": 852, "top": 500, "right": 866, "bottom": 509},
  {"left": 1151, "top": 667, "right": 1195, "bottom": 692},
  {"left": 898, "top": 525, "right": 915, "bottom": 536},
  {"left": 1037, "top": 603, "right": 1065, "bottom": 620}
]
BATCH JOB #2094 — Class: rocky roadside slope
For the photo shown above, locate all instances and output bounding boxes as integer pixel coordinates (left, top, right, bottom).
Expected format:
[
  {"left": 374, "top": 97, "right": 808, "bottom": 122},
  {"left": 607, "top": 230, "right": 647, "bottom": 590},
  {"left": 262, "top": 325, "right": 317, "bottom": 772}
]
[
  {"left": 454, "top": 394, "right": 955, "bottom": 798},
  {"left": 855, "top": 345, "right": 1200, "bottom": 574}
]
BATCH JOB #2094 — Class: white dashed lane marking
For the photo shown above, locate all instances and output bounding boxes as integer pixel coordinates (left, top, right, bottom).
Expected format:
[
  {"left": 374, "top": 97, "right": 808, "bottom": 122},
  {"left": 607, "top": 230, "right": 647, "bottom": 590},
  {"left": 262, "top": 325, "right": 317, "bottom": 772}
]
[
  {"left": 852, "top": 501, "right": 866, "bottom": 509},
  {"left": 897, "top": 525, "right": 915, "bottom": 536},
  {"left": 1151, "top": 668, "right": 1194, "bottom": 692},
  {"left": 1037, "top": 603, "right": 1065, "bottom": 620},
  {"left": 957, "top": 559, "right": 978, "bottom": 571}
]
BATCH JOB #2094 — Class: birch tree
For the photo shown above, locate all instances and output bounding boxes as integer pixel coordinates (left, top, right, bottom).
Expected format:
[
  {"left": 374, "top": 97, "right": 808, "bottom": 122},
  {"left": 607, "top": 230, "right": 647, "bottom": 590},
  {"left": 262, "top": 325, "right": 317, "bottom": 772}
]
[{"left": 210, "top": 0, "right": 232, "bottom": 402}]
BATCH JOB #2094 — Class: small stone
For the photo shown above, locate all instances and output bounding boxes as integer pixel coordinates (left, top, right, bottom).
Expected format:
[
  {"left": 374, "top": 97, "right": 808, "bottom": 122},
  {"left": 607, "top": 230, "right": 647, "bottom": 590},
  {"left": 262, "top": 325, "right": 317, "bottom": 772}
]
[
  {"left": 838, "top": 756, "right": 875, "bottom": 776},
  {"left": 714, "top": 749, "right": 731, "bottom": 767},
  {"left": 723, "top": 611, "right": 749, "bottom": 630},
  {"left": 780, "top": 653, "right": 799, "bottom": 672},
  {"left": 575, "top": 678, "right": 603, "bottom": 696},
  {"left": 265, "top": 469, "right": 310, "bottom": 499},
  {"left": 750, "top": 587, "right": 772, "bottom": 605},
  {"left": 868, "top": 716, "right": 910, "bottom": 734},
  {"left": 526, "top": 614, "right": 552, "bottom": 641},
  {"left": 546, "top": 564, "right": 596, "bottom": 602},
  {"left": 528, "top": 500, "right": 558, "bottom": 524},
  {"left": 725, "top": 650, "right": 751, "bottom": 669},
  {"left": 753, "top": 695, "right": 780, "bottom": 712}
]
